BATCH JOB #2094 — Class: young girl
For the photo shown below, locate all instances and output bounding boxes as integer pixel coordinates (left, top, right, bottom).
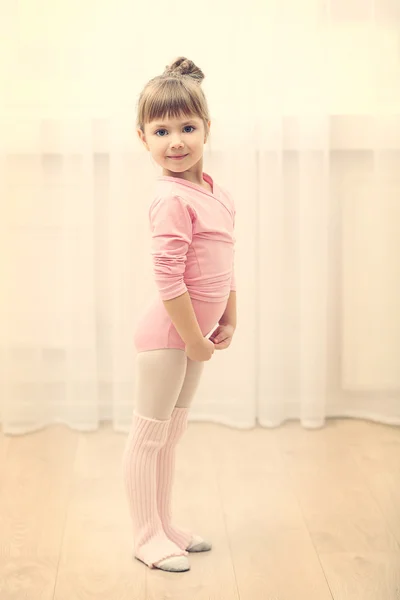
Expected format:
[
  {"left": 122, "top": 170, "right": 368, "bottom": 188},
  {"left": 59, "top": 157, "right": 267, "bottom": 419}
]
[{"left": 122, "top": 56, "right": 237, "bottom": 573}]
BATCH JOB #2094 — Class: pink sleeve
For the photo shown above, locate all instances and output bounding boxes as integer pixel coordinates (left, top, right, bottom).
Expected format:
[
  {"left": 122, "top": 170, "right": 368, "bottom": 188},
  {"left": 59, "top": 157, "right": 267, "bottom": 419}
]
[{"left": 149, "top": 195, "right": 195, "bottom": 301}]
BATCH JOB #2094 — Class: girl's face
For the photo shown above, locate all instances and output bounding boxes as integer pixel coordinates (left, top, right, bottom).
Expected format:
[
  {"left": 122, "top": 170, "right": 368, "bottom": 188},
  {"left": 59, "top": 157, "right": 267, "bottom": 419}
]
[{"left": 138, "top": 114, "right": 210, "bottom": 172}]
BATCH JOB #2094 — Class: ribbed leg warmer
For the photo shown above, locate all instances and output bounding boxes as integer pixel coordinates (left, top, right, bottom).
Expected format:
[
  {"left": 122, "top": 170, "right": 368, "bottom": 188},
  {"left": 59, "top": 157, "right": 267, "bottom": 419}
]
[
  {"left": 156, "top": 406, "right": 193, "bottom": 550},
  {"left": 122, "top": 412, "right": 189, "bottom": 568}
]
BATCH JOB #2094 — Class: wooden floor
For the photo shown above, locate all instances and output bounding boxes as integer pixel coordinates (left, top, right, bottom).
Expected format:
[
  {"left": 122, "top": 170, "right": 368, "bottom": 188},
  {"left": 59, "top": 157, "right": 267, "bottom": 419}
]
[{"left": 0, "top": 417, "right": 399, "bottom": 599}]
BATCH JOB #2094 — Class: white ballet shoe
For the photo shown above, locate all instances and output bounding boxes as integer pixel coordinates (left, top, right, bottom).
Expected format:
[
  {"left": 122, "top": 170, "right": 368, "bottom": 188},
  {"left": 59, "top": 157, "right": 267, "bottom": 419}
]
[
  {"left": 186, "top": 534, "right": 212, "bottom": 552},
  {"left": 153, "top": 555, "right": 191, "bottom": 572}
]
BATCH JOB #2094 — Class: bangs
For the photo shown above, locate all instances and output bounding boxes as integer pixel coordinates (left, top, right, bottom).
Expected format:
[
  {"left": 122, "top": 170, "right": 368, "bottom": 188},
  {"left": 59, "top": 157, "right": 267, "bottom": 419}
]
[{"left": 144, "top": 79, "right": 203, "bottom": 125}]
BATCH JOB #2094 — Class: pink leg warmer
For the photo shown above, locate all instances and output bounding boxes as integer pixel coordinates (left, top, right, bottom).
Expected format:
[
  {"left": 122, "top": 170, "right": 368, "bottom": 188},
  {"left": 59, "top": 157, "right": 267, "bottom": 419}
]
[
  {"left": 156, "top": 406, "right": 194, "bottom": 550},
  {"left": 122, "top": 412, "right": 189, "bottom": 568}
]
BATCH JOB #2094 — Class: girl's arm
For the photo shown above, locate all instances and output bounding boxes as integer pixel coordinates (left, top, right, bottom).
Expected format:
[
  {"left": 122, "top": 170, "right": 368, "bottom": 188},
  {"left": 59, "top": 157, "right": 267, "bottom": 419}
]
[
  {"left": 219, "top": 290, "right": 237, "bottom": 329},
  {"left": 163, "top": 291, "right": 204, "bottom": 345},
  {"left": 150, "top": 195, "right": 204, "bottom": 344}
]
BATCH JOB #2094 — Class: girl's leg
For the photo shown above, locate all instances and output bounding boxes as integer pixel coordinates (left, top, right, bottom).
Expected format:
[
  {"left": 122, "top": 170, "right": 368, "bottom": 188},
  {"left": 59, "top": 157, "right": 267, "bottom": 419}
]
[
  {"left": 157, "top": 357, "right": 211, "bottom": 551},
  {"left": 133, "top": 349, "right": 188, "bottom": 420},
  {"left": 175, "top": 356, "right": 205, "bottom": 409},
  {"left": 122, "top": 349, "right": 191, "bottom": 570}
]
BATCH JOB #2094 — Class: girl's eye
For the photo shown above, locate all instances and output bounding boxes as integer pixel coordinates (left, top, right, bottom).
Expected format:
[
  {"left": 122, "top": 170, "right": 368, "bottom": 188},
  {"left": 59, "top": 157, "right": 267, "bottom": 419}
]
[{"left": 155, "top": 126, "right": 195, "bottom": 137}]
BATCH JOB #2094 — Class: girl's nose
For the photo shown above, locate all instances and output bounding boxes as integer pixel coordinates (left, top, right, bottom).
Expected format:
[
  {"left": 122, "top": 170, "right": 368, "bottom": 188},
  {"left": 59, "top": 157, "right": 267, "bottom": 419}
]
[{"left": 171, "top": 138, "right": 184, "bottom": 147}]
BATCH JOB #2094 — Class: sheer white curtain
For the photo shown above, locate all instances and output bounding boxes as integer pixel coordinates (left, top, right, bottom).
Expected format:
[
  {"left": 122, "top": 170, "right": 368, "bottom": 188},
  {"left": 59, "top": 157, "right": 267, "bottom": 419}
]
[{"left": 1, "top": 1, "right": 399, "bottom": 435}]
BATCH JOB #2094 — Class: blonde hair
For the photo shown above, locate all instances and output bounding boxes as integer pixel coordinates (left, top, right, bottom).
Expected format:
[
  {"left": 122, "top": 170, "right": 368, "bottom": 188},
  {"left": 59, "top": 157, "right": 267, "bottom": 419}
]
[{"left": 136, "top": 57, "right": 211, "bottom": 140}]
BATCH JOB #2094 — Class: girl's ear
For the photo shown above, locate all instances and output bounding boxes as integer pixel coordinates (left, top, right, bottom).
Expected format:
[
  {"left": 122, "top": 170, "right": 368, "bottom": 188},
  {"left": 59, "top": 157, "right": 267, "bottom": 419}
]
[
  {"left": 204, "top": 120, "right": 211, "bottom": 143},
  {"left": 137, "top": 128, "right": 149, "bottom": 151}
]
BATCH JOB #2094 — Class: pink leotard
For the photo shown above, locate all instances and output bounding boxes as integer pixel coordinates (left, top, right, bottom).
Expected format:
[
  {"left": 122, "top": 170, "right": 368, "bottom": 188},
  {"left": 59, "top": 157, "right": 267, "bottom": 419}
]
[{"left": 134, "top": 171, "right": 236, "bottom": 352}]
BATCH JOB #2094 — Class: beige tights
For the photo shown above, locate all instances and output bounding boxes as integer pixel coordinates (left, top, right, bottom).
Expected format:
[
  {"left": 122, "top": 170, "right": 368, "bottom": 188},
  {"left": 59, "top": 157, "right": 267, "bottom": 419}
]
[{"left": 133, "top": 349, "right": 204, "bottom": 420}]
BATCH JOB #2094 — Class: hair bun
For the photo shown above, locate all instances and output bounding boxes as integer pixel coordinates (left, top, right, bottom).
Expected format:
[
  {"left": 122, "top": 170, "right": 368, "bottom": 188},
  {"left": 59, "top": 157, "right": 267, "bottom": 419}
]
[{"left": 163, "top": 56, "right": 205, "bottom": 83}]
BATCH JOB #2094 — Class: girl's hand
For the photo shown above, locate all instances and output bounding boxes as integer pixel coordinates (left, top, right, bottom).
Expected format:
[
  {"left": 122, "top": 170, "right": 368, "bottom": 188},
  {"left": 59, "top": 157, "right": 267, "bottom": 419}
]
[
  {"left": 185, "top": 337, "right": 215, "bottom": 362},
  {"left": 209, "top": 323, "right": 235, "bottom": 350}
]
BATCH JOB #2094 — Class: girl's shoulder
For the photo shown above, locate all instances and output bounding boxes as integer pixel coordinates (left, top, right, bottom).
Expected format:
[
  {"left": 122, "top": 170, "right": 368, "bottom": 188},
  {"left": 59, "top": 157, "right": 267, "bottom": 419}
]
[
  {"left": 149, "top": 190, "right": 190, "bottom": 211},
  {"left": 148, "top": 191, "right": 196, "bottom": 227},
  {"left": 150, "top": 175, "right": 216, "bottom": 217}
]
